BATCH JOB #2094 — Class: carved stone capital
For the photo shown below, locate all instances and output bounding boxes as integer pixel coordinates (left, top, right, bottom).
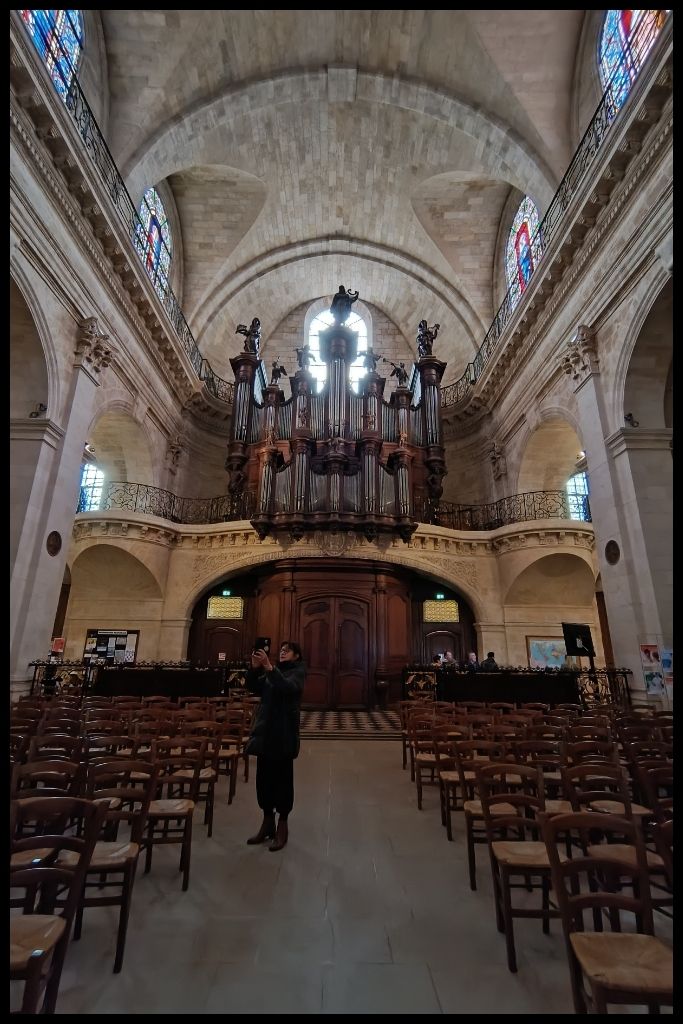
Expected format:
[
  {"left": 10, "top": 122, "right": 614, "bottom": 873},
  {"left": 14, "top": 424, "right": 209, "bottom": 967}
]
[
  {"left": 75, "top": 317, "right": 114, "bottom": 376},
  {"left": 561, "top": 325, "right": 598, "bottom": 385}
]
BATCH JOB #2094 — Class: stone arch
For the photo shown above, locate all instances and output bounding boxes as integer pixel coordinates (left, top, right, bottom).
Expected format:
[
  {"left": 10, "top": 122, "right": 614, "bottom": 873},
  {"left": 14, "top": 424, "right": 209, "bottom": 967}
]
[
  {"left": 196, "top": 242, "right": 482, "bottom": 377},
  {"left": 65, "top": 544, "right": 164, "bottom": 661},
  {"left": 70, "top": 544, "right": 163, "bottom": 598},
  {"left": 515, "top": 415, "right": 585, "bottom": 495},
  {"left": 123, "top": 70, "right": 556, "bottom": 209},
  {"left": 503, "top": 552, "right": 599, "bottom": 661},
  {"left": 178, "top": 545, "right": 488, "bottom": 625},
  {"left": 615, "top": 275, "right": 672, "bottom": 431},
  {"left": 87, "top": 405, "right": 156, "bottom": 488},
  {"left": 9, "top": 269, "right": 59, "bottom": 418}
]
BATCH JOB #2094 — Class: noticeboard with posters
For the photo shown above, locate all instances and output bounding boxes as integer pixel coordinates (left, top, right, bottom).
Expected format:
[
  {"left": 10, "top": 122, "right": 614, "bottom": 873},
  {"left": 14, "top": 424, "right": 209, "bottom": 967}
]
[{"left": 83, "top": 629, "right": 139, "bottom": 665}]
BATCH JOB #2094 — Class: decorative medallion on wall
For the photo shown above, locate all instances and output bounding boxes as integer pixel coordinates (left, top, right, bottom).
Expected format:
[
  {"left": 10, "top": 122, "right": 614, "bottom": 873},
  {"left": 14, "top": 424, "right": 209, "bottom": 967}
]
[
  {"left": 46, "top": 531, "right": 62, "bottom": 556},
  {"left": 604, "top": 540, "right": 620, "bottom": 565}
]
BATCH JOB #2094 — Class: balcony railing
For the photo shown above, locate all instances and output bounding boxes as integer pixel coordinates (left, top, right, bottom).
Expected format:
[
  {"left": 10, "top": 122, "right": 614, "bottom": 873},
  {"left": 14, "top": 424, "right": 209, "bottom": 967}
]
[
  {"left": 78, "top": 481, "right": 256, "bottom": 525},
  {"left": 16, "top": 10, "right": 669, "bottom": 414},
  {"left": 414, "top": 491, "right": 591, "bottom": 531},
  {"left": 79, "top": 482, "right": 590, "bottom": 530}
]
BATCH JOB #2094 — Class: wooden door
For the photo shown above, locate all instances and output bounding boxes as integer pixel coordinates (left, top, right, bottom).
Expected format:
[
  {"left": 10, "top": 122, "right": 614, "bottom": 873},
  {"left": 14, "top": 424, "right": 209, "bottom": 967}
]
[{"left": 299, "top": 596, "right": 368, "bottom": 708}]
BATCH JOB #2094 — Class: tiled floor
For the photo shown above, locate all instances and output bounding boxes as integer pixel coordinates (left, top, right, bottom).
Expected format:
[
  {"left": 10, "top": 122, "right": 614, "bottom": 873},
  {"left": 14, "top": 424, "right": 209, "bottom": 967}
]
[{"left": 44, "top": 741, "right": 672, "bottom": 1014}]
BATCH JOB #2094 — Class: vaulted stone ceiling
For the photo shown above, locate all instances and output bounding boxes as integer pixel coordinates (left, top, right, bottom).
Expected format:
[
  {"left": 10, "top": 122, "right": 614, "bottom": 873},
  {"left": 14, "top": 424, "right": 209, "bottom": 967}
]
[{"left": 97, "top": 10, "right": 585, "bottom": 382}]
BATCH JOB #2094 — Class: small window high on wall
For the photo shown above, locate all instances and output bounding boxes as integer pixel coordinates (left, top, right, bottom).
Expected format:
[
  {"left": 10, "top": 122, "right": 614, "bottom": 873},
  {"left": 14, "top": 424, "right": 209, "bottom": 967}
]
[
  {"left": 566, "top": 470, "right": 590, "bottom": 522},
  {"left": 308, "top": 310, "right": 369, "bottom": 394},
  {"left": 79, "top": 464, "right": 104, "bottom": 512},
  {"left": 19, "top": 9, "right": 84, "bottom": 102},
  {"left": 135, "top": 187, "right": 173, "bottom": 301},
  {"left": 599, "top": 10, "right": 669, "bottom": 112},
  {"left": 505, "top": 196, "right": 541, "bottom": 310}
]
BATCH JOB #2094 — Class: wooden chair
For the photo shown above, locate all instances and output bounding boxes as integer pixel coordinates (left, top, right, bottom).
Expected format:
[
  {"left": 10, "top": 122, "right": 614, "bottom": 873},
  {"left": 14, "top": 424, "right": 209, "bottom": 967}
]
[
  {"left": 173, "top": 722, "right": 223, "bottom": 835},
  {"left": 11, "top": 760, "right": 83, "bottom": 800},
  {"left": 478, "top": 765, "right": 561, "bottom": 972},
  {"left": 70, "top": 760, "right": 159, "bottom": 972},
  {"left": 461, "top": 756, "right": 517, "bottom": 891},
  {"left": 142, "top": 740, "right": 205, "bottom": 890},
  {"left": 541, "top": 811, "right": 673, "bottom": 1014},
  {"left": 27, "top": 734, "right": 82, "bottom": 763},
  {"left": 10, "top": 796, "right": 106, "bottom": 1014}
]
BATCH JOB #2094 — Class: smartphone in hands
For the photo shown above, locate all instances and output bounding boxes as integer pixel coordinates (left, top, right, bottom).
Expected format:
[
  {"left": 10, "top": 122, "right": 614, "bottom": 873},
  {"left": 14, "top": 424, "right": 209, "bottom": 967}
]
[{"left": 253, "top": 637, "right": 271, "bottom": 654}]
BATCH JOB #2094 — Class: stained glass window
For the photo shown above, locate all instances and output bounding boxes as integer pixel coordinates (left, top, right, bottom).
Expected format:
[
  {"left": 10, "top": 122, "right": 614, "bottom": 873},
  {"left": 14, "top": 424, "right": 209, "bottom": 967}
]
[
  {"left": 599, "top": 10, "right": 668, "bottom": 113},
  {"left": 79, "top": 464, "right": 104, "bottom": 512},
  {"left": 19, "top": 10, "right": 83, "bottom": 102},
  {"left": 135, "top": 187, "right": 172, "bottom": 301},
  {"left": 566, "top": 470, "right": 590, "bottom": 522},
  {"left": 307, "top": 310, "right": 369, "bottom": 394},
  {"left": 505, "top": 196, "right": 542, "bottom": 310}
]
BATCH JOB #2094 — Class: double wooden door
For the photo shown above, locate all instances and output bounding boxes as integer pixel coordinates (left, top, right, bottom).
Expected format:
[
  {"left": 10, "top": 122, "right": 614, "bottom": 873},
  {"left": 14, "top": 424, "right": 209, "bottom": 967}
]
[{"left": 299, "top": 595, "right": 368, "bottom": 708}]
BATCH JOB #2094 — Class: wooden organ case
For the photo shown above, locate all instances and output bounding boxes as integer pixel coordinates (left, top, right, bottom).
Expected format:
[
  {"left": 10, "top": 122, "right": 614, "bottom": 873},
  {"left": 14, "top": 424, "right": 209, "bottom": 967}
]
[{"left": 225, "top": 318, "right": 448, "bottom": 542}]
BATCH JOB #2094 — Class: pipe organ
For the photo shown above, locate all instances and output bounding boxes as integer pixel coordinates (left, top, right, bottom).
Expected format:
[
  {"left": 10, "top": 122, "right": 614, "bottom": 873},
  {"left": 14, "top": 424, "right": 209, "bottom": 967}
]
[{"left": 225, "top": 303, "right": 447, "bottom": 543}]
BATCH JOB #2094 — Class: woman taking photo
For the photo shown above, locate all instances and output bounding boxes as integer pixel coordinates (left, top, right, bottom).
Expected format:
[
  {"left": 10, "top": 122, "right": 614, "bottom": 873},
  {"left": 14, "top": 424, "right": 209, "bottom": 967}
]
[{"left": 244, "top": 640, "right": 306, "bottom": 851}]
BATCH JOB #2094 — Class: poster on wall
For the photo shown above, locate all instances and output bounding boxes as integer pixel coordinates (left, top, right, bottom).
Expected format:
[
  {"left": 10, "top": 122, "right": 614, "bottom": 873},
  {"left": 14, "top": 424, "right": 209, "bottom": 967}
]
[
  {"left": 660, "top": 647, "right": 673, "bottom": 702},
  {"left": 639, "top": 643, "right": 664, "bottom": 696},
  {"left": 83, "top": 629, "right": 139, "bottom": 665},
  {"left": 526, "top": 637, "right": 568, "bottom": 669}
]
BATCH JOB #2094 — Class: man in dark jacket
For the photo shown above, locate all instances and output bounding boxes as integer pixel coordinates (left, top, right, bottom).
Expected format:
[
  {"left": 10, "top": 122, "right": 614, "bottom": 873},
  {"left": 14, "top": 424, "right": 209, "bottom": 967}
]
[{"left": 245, "top": 640, "right": 306, "bottom": 851}]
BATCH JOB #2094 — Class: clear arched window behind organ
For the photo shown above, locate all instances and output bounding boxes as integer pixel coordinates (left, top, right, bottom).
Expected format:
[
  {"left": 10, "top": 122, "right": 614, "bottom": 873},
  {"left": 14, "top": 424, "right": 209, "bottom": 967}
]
[
  {"left": 599, "top": 10, "right": 668, "bottom": 112},
  {"left": 505, "top": 196, "right": 541, "bottom": 310},
  {"left": 307, "top": 310, "right": 369, "bottom": 395},
  {"left": 19, "top": 10, "right": 84, "bottom": 102},
  {"left": 135, "top": 187, "right": 173, "bottom": 301}
]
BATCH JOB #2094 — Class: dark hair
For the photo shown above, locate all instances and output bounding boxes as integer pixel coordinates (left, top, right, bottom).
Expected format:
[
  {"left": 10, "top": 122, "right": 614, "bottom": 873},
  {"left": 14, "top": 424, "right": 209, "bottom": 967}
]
[
  {"left": 280, "top": 640, "right": 302, "bottom": 660},
  {"left": 486, "top": 652, "right": 495, "bottom": 659}
]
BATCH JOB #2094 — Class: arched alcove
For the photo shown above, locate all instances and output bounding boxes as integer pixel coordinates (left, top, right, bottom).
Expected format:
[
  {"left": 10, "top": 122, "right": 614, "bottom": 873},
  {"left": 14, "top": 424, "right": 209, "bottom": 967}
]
[
  {"left": 516, "top": 417, "right": 584, "bottom": 494},
  {"left": 504, "top": 552, "right": 600, "bottom": 666},
  {"left": 88, "top": 411, "right": 155, "bottom": 487},
  {"left": 64, "top": 545, "right": 164, "bottom": 661},
  {"left": 622, "top": 278, "right": 672, "bottom": 429}
]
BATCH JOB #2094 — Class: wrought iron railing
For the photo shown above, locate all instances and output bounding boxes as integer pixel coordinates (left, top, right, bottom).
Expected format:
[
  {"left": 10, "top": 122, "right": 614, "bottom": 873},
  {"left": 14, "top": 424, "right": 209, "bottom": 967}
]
[
  {"left": 78, "top": 481, "right": 256, "bottom": 524},
  {"left": 440, "top": 10, "right": 670, "bottom": 409},
  {"left": 15, "top": 10, "right": 232, "bottom": 404},
  {"left": 80, "top": 482, "right": 589, "bottom": 530},
  {"left": 415, "top": 490, "right": 591, "bottom": 530}
]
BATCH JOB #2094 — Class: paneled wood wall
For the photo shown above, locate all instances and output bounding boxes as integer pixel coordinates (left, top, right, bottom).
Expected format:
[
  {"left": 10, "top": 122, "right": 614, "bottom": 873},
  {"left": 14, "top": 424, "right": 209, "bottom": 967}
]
[{"left": 188, "top": 559, "right": 475, "bottom": 708}]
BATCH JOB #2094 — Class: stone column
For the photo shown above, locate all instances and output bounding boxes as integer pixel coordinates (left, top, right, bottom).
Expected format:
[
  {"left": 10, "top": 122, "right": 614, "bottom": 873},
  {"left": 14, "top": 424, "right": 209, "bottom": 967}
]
[
  {"left": 561, "top": 325, "right": 670, "bottom": 690},
  {"left": 10, "top": 317, "right": 115, "bottom": 684}
]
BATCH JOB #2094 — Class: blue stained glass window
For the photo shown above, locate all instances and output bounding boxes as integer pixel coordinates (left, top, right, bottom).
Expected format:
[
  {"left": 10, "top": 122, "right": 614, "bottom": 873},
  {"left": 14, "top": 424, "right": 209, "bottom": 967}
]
[
  {"left": 308, "top": 310, "right": 369, "bottom": 394},
  {"left": 599, "top": 10, "right": 668, "bottom": 112},
  {"left": 135, "top": 187, "right": 173, "bottom": 301},
  {"left": 19, "top": 10, "right": 83, "bottom": 102},
  {"left": 505, "top": 196, "right": 541, "bottom": 310},
  {"left": 567, "top": 471, "right": 590, "bottom": 522},
  {"left": 79, "top": 463, "right": 104, "bottom": 512}
]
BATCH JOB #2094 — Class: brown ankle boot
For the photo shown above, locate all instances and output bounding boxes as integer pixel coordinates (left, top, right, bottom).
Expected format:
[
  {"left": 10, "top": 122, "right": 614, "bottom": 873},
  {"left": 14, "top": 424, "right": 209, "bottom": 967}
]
[
  {"left": 246, "top": 814, "right": 275, "bottom": 844},
  {"left": 268, "top": 816, "right": 288, "bottom": 852}
]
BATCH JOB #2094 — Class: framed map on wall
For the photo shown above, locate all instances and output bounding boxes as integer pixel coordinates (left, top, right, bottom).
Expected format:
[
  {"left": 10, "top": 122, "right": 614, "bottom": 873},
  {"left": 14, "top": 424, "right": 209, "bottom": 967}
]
[{"left": 526, "top": 636, "right": 568, "bottom": 669}]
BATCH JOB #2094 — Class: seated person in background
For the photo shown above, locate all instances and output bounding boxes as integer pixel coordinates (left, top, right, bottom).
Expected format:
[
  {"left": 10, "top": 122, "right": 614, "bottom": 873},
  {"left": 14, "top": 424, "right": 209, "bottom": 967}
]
[
  {"left": 480, "top": 651, "right": 499, "bottom": 671},
  {"left": 462, "top": 651, "right": 479, "bottom": 671},
  {"left": 441, "top": 650, "right": 457, "bottom": 668}
]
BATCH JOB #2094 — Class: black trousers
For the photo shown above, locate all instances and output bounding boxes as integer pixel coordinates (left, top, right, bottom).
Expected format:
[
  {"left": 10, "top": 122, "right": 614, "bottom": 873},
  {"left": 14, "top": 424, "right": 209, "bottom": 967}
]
[{"left": 255, "top": 755, "right": 294, "bottom": 817}]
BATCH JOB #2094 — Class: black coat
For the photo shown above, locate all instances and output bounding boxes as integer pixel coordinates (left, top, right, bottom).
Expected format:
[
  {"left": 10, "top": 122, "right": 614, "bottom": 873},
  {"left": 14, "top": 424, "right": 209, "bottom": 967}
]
[{"left": 245, "top": 658, "right": 306, "bottom": 759}]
